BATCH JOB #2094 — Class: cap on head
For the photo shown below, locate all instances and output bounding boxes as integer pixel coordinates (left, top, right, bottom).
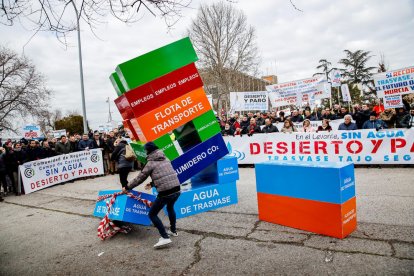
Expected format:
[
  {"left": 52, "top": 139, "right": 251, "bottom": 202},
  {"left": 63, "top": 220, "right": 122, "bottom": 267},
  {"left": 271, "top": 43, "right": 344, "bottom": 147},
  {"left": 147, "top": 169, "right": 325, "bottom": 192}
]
[{"left": 144, "top": 141, "right": 158, "bottom": 154}]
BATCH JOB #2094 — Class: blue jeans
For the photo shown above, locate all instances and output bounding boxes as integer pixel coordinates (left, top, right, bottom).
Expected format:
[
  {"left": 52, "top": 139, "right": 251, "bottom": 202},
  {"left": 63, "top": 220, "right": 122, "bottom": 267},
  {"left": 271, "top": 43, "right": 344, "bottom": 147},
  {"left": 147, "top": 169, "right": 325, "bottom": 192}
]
[{"left": 148, "top": 192, "right": 180, "bottom": 239}]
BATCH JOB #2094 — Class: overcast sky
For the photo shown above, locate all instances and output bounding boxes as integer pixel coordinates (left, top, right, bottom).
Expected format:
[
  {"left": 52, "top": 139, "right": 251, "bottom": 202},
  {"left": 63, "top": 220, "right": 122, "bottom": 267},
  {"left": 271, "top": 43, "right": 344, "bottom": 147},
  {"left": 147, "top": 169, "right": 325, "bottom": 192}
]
[{"left": 1, "top": 0, "right": 413, "bottom": 131}]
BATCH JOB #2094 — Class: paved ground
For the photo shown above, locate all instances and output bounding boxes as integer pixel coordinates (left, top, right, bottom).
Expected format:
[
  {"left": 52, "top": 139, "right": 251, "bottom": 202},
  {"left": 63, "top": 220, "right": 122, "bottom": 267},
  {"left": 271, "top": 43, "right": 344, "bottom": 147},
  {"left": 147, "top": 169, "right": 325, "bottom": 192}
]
[{"left": 0, "top": 167, "right": 413, "bottom": 275}]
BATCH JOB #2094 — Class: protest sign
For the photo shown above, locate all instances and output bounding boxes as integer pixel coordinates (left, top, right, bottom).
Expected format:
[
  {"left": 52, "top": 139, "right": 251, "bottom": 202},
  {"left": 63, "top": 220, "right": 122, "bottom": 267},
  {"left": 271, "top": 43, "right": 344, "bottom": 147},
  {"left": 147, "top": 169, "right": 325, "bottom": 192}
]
[
  {"left": 224, "top": 129, "right": 414, "bottom": 165},
  {"left": 20, "top": 150, "right": 104, "bottom": 194},
  {"left": 341, "top": 84, "right": 351, "bottom": 102},
  {"left": 51, "top": 129, "right": 66, "bottom": 138},
  {"left": 230, "top": 91, "right": 268, "bottom": 111},
  {"left": 384, "top": 95, "right": 404, "bottom": 109},
  {"left": 23, "top": 125, "right": 42, "bottom": 139},
  {"left": 330, "top": 70, "right": 342, "bottom": 88},
  {"left": 266, "top": 76, "right": 331, "bottom": 107},
  {"left": 374, "top": 66, "right": 414, "bottom": 98}
]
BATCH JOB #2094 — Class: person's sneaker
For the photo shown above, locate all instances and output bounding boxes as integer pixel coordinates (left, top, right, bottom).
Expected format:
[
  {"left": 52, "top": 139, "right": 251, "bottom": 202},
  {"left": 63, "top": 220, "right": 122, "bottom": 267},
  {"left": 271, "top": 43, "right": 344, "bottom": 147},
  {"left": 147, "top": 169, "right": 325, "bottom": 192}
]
[
  {"left": 153, "top": 237, "right": 172, "bottom": 249},
  {"left": 167, "top": 230, "right": 178, "bottom": 237}
]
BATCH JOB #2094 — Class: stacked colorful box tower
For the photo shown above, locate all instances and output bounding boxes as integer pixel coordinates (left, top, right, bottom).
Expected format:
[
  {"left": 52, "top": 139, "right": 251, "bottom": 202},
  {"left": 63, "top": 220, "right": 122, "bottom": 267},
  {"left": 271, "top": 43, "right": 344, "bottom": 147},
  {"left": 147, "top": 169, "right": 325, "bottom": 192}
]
[
  {"left": 100, "top": 37, "right": 239, "bottom": 222},
  {"left": 255, "top": 161, "right": 357, "bottom": 239}
]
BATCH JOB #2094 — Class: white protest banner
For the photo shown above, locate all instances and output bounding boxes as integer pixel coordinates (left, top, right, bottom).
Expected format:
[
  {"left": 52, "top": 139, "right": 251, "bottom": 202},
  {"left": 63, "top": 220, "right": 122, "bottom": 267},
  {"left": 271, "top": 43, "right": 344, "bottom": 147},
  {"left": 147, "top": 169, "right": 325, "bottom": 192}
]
[
  {"left": 266, "top": 76, "right": 330, "bottom": 107},
  {"left": 224, "top": 129, "right": 414, "bottom": 165},
  {"left": 384, "top": 95, "right": 404, "bottom": 109},
  {"left": 374, "top": 66, "right": 414, "bottom": 98},
  {"left": 330, "top": 70, "right": 342, "bottom": 87},
  {"left": 51, "top": 129, "right": 66, "bottom": 138},
  {"left": 20, "top": 149, "right": 104, "bottom": 194},
  {"left": 230, "top": 91, "right": 268, "bottom": 111},
  {"left": 341, "top": 84, "right": 351, "bottom": 102},
  {"left": 23, "top": 125, "right": 42, "bottom": 139}
]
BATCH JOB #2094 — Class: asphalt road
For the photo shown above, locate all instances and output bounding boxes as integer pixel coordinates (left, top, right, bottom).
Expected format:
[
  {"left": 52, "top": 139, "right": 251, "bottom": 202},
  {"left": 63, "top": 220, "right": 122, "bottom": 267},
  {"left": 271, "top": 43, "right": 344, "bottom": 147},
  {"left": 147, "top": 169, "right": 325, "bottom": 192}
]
[{"left": 0, "top": 167, "right": 413, "bottom": 275}]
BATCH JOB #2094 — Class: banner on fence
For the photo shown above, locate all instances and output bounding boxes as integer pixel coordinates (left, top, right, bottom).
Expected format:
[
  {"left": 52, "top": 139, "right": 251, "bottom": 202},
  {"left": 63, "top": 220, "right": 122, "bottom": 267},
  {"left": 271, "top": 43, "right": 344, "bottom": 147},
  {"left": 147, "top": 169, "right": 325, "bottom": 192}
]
[
  {"left": 230, "top": 91, "right": 268, "bottom": 111},
  {"left": 266, "top": 76, "right": 331, "bottom": 107},
  {"left": 384, "top": 95, "right": 404, "bottom": 109},
  {"left": 19, "top": 150, "right": 104, "bottom": 194},
  {"left": 374, "top": 66, "right": 414, "bottom": 98},
  {"left": 224, "top": 129, "right": 414, "bottom": 165}
]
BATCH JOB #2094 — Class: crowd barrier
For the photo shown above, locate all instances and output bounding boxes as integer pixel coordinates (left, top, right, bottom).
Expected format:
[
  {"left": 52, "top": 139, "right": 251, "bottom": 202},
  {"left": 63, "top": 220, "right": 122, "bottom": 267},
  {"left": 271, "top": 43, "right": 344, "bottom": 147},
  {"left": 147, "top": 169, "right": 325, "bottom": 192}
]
[{"left": 224, "top": 129, "right": 414, "bottom": 165}]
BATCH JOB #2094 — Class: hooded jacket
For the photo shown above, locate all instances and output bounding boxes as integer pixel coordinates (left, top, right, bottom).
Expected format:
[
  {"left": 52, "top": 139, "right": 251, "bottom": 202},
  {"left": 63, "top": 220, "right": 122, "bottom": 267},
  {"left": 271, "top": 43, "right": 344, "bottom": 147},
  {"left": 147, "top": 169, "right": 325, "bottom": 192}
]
[{"left": 127, "top": 149, "right": 180, "bottom": 196}]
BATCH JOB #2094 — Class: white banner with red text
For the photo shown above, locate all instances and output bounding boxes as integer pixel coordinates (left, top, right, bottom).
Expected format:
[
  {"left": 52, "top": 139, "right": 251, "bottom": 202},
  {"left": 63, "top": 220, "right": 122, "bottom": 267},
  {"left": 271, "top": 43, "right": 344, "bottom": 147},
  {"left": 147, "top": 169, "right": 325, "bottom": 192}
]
[
  {"left": 19, "top": 150, "right": 104, "bottom": 194},
  {"left": 374, "top": 66, "right": 414, "bottom": 98},
  {"left": 224, "top": 129, "right": 414, "bottom": 165}
]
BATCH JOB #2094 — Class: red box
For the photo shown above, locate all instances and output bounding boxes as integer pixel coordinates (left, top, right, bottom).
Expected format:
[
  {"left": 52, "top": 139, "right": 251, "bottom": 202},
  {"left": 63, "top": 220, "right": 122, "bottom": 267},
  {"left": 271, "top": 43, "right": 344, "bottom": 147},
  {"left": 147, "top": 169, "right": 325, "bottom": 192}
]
[{"left": 257, "top": 192, "right": 357, "bottom": 239}]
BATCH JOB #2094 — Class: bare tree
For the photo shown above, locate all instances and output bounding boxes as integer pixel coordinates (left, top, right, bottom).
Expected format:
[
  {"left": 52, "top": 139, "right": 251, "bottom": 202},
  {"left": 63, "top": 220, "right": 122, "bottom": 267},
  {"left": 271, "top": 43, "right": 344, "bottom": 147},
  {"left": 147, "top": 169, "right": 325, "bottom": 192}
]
[
  {"left": 0, "top": 45, "right": 51, "bottom": 132},
  {"left": 1, "top": 0, "right": 191, "bottom": 43},
  {"left": 188, "top": 1, "right": 260, "bottom": 111},
  {"left": 37, "top": 108, "right": 63, "bottom": 133}
]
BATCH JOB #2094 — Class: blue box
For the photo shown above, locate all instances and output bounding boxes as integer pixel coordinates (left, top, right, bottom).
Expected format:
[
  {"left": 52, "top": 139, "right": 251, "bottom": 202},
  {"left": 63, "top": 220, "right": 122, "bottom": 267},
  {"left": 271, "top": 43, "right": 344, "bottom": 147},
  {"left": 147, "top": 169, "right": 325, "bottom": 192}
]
[
  {"left": 93, "top": 190, "right": 156, "bottom": 225},
  {"left": 191, "top": 155, "right": 239, "bottom": 185},
  {"left": 171, "top": 133, "right": 229, "bottom": 183},
  {"left": 255, "top": 161, "right": 355, "bottom": 204},
  {"left": 171, "top": 181, "right": 238, "bottom": 219}
]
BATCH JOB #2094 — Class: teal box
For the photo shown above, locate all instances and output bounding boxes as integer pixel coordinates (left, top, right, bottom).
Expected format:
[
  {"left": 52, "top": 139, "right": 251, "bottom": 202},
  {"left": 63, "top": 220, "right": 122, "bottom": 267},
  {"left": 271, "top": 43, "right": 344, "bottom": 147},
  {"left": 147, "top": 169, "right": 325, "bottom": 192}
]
[
  {"left": 191, "top": 156, "right": 239, "bottom": 184},
  {"left": 255, "top": 161, "right": 355, "bottom": 204},
  {"left": 93, "top": 190, "right": 156, "bottom": 225}
]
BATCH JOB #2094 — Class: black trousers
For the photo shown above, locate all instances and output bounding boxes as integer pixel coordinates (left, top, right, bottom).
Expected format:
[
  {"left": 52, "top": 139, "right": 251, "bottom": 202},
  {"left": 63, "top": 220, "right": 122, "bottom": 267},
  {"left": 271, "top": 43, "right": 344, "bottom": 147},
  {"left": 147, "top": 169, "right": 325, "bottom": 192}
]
[{"left": 118, "top": 167, "right": 131, "bottom": 188}]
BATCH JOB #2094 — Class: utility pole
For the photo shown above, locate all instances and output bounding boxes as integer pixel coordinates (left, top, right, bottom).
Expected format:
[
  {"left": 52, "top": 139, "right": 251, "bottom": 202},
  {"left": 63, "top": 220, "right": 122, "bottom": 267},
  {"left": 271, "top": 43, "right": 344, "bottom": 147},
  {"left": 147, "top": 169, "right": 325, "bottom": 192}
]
[{"left": 71, "top": 1, "right": 88, "bottom": 134}]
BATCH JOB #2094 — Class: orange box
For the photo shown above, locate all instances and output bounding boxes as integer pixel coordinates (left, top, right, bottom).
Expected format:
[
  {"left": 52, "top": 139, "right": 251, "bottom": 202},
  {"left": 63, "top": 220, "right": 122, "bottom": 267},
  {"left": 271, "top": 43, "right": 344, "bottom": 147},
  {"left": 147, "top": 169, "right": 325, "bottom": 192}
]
[
  {"left": 135, "top": 87, "right": 212, "bottom": 141},
  {"left": 257, "top": 193, "right": 357, "bottom": 239}
]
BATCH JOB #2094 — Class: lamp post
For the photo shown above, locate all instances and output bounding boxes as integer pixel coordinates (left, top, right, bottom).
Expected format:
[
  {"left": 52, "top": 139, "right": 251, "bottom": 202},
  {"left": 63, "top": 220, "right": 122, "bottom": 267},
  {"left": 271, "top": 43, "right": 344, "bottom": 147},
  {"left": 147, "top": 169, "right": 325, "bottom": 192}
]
[{"left": 71, "top": 1, "right": 88, "bottom": 134}]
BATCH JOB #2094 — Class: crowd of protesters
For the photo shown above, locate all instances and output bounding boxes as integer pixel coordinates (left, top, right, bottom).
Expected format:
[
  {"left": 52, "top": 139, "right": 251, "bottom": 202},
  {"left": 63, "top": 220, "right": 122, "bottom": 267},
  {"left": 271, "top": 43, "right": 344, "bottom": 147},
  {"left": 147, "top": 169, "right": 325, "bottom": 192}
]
[
  {"left": 0, "top": 127, "right": 135, "bottom": 201},
  {"left": 219, "top": 101, "right": 414, "bottom": 136}
]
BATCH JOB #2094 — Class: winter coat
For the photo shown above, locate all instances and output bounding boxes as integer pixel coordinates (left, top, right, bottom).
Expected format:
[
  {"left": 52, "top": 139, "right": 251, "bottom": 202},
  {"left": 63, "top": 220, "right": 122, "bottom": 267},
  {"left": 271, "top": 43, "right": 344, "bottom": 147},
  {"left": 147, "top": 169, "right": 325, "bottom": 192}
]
[
  {"left": 55, "top": 142, "right": 71, "bottom": 155},
  {"left": 338, "top": 122, "right": 358, "bottom": 130},
  {"left": 281, "top": 126, "right": 297, "bottom": 133},
  {"left": 26, "top": 147, "right": 44, "bottom": 161},
  {"left": 262, "top": 124, "right": 279, "bottom": 133},
  {"left": 400, "top": 114, "right": 414, "bottom": 128},
  {"left": 354, "top": 110, "right": 371, "bottom": 129},
  {"left": 111, "top": 141, "right": 133, "bottom": 169},
  {"left": 362, "top": 119, "right": 387, "bottom": 130},
  {"left": 380, "top": 110, "right": 396, "bottom": 128},
  {"left": 0, "top": 152, "right": 6, "bottom": 173},
  {"left": 77, "top": 139, "right": 94, "bottom": 151},
  {"left": 127, "top": 149, "right": 180, "bottom": 196},
  {"left": 91, "top": 138, "right": 105, "bottom": 150},
  {"left": 290, "top": 115, "right": 304, "bottom": 123},
  {"left": 221, "top": 128, "right": 234, "bottom": 136}
]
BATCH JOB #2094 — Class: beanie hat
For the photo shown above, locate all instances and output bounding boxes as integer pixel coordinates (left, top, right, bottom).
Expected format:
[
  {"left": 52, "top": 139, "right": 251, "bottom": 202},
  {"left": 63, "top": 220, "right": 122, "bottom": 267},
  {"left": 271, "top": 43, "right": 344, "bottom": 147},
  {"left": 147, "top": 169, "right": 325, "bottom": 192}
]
[
  {"left": 370, "top": 111, "right": 377, "bottom": 117},
  {"left": 144, "top": 141, "right": 158, "bottom": 154}
]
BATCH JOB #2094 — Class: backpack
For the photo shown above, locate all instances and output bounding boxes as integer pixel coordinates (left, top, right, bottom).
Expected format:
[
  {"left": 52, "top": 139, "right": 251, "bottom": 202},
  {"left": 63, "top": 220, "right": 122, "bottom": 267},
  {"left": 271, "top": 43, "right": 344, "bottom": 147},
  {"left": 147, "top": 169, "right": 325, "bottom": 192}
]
[{"left": 124, "top": 144, "right": 137, "bottom": 162}]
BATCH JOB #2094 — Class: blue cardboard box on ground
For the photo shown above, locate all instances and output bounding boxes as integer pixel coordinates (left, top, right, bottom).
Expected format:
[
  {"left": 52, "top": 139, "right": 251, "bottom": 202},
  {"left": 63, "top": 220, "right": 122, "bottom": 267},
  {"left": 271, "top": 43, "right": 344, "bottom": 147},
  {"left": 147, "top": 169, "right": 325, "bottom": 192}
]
[
  {"left": 191, "top": 155, "right": 239, "bottom": 184},
  {"left": 93, "top": 190, "right": 156, "bottom": 225},
  {"left": 174, "top": 181, "right": 238, "bottom": 219}
]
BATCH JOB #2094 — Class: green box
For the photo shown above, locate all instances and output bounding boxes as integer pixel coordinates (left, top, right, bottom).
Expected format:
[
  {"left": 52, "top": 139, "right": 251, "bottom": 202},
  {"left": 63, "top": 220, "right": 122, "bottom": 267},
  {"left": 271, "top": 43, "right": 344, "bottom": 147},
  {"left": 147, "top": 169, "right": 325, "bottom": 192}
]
[
  {"left": 130, "top": 141, "right": 147, "bottom": 164},
  {"left": 193, "top": 111, "right": 221, "bottom": 142},
  {"left": 110, "top": 72, "right": 126, "bottom": 96},
  {"left": 154, "top": 134, "right": 179, "bottom": 161},
  {"left": 115, "top": 37, "right": 198, "bottom": 90}
]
